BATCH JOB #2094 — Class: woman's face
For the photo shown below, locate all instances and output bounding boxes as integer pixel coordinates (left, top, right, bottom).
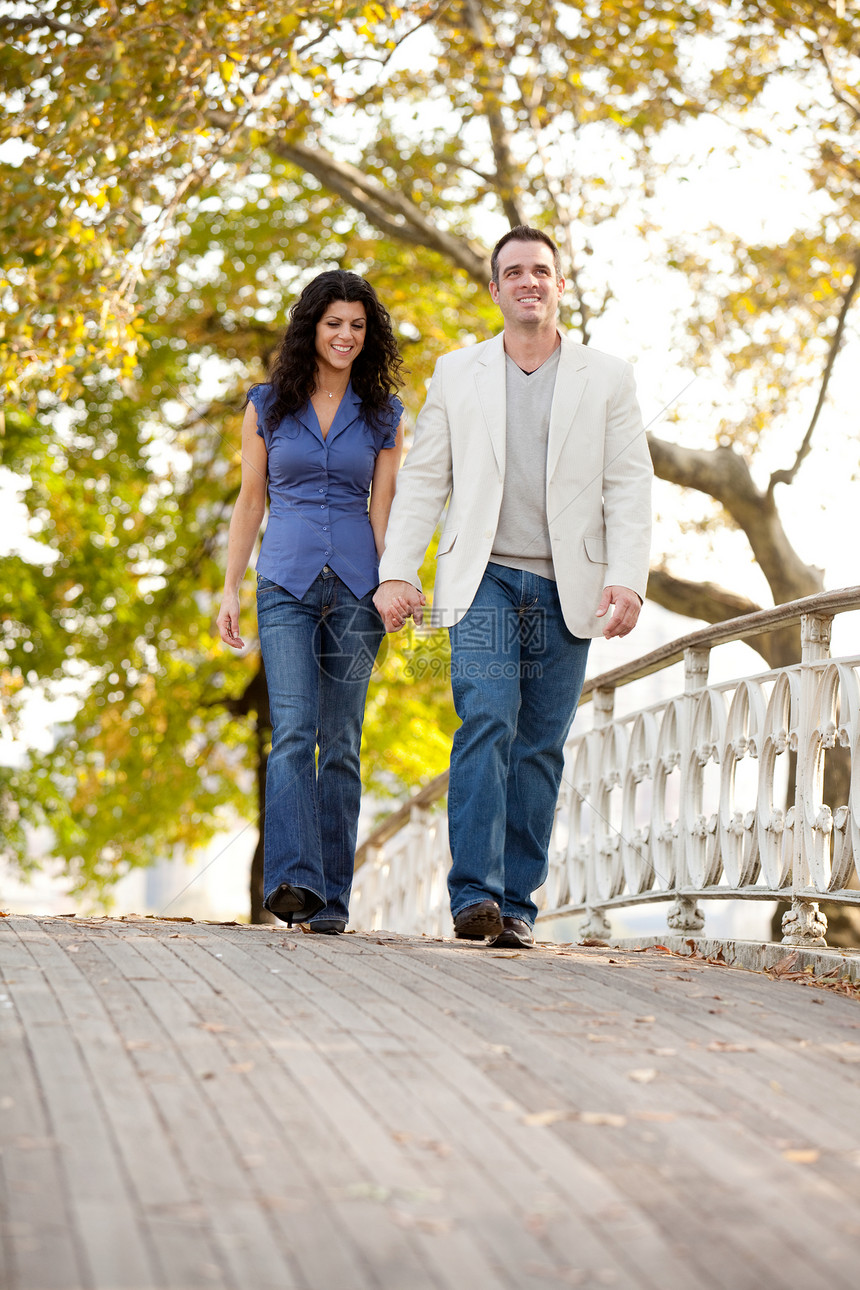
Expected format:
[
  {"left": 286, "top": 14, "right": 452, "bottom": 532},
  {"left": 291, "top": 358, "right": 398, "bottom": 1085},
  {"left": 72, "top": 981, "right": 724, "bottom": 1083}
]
[{"left": 314, "top": 300, "right": 367, "bottom": 376}]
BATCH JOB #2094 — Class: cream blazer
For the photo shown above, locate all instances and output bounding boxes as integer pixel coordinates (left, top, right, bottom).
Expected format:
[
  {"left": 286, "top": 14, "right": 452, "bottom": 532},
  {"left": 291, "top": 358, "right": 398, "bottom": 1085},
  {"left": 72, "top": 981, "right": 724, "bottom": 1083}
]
[{"left": 378, "top": 331, "right": 653, "bottom": 639}]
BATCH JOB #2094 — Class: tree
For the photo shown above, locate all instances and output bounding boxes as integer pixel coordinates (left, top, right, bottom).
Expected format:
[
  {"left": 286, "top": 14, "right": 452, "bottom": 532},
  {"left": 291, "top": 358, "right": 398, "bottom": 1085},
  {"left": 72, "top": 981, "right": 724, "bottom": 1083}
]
[{"left": 2, "top": 1, "right": 858, "bottom": 912}]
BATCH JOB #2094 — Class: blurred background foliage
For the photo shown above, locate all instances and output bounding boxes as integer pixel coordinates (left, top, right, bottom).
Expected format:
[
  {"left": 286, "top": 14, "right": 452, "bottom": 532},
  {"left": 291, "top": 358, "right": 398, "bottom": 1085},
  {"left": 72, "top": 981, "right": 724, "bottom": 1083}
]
[{"left": 0, "top": 0, "right": 858, "bottom": 913}]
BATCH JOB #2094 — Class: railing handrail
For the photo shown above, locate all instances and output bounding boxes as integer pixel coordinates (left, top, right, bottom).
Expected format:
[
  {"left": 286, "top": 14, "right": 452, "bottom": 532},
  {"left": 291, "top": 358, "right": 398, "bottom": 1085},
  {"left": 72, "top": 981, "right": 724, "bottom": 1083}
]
[
  {"left": 578, "top": 585, "right": 860, "bottom": 699},
  {"left": 356, "top": 585, "right": 860, "bottom": 868}
]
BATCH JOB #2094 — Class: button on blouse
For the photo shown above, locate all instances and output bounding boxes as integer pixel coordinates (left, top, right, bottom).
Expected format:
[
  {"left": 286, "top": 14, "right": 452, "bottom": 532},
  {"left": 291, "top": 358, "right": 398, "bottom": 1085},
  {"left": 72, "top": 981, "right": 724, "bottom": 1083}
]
[{"left": 250, "top": 382, "right": 403, "bottom": 599}]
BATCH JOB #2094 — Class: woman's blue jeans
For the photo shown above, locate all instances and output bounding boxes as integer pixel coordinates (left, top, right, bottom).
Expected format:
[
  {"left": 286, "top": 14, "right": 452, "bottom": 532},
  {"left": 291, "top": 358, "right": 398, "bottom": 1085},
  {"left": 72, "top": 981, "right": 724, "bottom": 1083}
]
[
  {"left": 257, "top": 570, "right": 384, "bottom": 924},
  {"left": 447, "top": 563, "right": 590, "bottom": 928}
]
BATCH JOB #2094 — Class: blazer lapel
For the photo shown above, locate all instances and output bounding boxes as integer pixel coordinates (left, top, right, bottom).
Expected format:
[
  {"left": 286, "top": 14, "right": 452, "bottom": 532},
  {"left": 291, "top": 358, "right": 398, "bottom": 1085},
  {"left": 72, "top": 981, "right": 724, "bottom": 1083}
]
[
  {"left": 547, "top": 335, "right": 588, "bottom": 479},
  {"left": 474, "top": 333, "right": 507, "bottom": 478}
]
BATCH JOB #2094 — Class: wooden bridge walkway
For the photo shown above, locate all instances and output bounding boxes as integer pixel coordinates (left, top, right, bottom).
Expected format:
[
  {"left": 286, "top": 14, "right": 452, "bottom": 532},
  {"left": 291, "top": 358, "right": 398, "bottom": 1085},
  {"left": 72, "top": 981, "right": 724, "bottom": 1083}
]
[{"left": 2, "top": 915, "right": 860, "bottom": 1290}]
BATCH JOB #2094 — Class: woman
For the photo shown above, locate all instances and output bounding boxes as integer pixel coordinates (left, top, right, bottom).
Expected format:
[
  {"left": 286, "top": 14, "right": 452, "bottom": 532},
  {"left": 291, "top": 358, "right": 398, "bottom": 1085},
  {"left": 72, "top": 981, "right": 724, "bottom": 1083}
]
[{"left": 216, "top": 270, "right": 404, "bottom": 933}]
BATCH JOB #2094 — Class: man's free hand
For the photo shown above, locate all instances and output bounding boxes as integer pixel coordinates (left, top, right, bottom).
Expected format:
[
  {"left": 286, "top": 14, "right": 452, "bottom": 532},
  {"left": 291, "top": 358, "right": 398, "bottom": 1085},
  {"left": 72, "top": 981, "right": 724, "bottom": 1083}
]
[
  {"left": 373, "top": 580, "right": 426, "bottom": 633},
  {"left": 595, "top": 585, "right": 642, "bottom": 639}
]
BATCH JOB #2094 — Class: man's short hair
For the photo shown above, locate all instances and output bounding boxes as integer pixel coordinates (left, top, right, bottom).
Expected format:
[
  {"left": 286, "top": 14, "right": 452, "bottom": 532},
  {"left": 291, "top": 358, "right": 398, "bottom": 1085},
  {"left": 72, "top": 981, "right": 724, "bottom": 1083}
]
[{"left": 490, "top": 225, "right": 562, "bottom": 285}]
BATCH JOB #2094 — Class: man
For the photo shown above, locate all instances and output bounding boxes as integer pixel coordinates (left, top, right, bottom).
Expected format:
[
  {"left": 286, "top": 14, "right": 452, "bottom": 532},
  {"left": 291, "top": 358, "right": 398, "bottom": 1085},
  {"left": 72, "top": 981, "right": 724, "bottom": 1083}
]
[{"left": 374, "top": 226, "right": 652, "bottom": 949}]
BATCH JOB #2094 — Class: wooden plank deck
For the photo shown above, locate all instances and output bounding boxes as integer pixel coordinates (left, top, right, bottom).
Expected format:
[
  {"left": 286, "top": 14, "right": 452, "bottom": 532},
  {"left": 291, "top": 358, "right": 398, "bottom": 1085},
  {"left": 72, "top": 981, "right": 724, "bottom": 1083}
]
[{"left": 2, "top": 915, "right": 860, "bottom": 1290}]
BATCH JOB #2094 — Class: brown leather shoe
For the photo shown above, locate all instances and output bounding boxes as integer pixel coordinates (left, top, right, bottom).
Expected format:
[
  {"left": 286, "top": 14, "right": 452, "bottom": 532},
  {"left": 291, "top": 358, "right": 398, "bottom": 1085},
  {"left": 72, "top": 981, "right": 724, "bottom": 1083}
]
[
  {"left": 453, "top": 900, "right": 503, "bottom": 940},
  {"left": 487, "top": 917, "right": 534, "bottom": 949}
]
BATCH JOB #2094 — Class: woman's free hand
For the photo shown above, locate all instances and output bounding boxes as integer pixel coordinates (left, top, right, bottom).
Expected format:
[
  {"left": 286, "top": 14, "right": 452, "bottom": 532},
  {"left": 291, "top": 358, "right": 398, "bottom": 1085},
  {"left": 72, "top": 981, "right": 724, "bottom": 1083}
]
[{"left": 217, "top": 595, "right": 245, "bottom": 650}]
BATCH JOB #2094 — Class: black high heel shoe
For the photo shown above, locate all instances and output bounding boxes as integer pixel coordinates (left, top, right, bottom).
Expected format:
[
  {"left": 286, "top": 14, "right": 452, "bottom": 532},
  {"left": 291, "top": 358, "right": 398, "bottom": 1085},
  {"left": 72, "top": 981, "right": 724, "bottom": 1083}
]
[
  {"left": 264, "top": 883, "right": 325, "bottom": 926},
  {"left": 310, "top": 919, "right": 347, "bottom": 935}
]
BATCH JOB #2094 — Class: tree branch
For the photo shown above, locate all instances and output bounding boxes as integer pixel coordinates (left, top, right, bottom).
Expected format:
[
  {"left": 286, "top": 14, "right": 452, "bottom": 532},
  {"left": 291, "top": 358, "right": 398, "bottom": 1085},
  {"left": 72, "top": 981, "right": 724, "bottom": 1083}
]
[
  {"left": 647, "top": 567, "right": 800, "bottom": 668},
  {"left": 258, "top": 133, "right": 491, "bottom": 282},
  {"left": 648, "top": 433, "right": 824, "bottom": 605},
  {"left": 818, "top": 41, "right": 860, "bottom": 123},
  {"left": 0, "top": 15, "right": 90, "bottom": 38},
  {"left": 376, "top": 1, "right": 454, "bottom": 70},
  {"left": 647, "top": 567, "right": 762, "bottom": 623},
  {"left": 768, "top": 246, "right": 860, "bottom": 496},
  {"left": 647, "top": 435, "right": 759, "bottom": 507},
  {"left": 463, "top": 0, "right": 525, "bottom": 228},
  {"left": 207, "top": 106, "right": 492, "bottom": 279}
]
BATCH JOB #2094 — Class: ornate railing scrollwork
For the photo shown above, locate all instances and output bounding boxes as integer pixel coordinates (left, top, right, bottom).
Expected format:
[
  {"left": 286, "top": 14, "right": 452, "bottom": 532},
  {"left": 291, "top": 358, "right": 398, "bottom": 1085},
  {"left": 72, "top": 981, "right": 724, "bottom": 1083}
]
[{"left": 352, "top": 589, "right": 860, "bottom": 947}]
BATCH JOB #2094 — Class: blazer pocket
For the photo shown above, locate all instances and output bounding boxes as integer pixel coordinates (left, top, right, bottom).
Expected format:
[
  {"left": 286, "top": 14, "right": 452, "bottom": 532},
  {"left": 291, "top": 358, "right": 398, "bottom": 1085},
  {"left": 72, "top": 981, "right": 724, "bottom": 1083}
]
[
  {"left": 436, "top": 529, "right": 458, "bottom": 558},
  {"left": 583, "top": 534, "right": 607, "bottom": 564}
]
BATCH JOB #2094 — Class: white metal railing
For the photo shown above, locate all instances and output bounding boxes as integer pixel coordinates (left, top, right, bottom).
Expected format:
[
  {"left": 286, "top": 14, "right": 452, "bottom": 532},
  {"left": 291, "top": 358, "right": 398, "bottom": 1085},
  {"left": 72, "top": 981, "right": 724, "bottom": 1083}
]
[{"left": 350, "top": 588, "right": 860, "bottom": 946}]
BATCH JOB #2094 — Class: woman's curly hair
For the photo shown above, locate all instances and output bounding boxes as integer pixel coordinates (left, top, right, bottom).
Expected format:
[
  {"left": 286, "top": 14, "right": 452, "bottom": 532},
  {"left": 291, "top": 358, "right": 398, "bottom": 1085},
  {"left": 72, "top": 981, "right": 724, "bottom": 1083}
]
[{"left": 250, "top": 270, "right": 403, "bottom": 434}]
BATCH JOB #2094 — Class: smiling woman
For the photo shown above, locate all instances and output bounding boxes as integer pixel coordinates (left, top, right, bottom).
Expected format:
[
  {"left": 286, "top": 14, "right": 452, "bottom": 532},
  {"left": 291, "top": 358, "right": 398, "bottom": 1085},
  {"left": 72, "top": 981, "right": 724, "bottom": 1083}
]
[{"left": 215, "top": 270, "right": 405, "bottom": 935}]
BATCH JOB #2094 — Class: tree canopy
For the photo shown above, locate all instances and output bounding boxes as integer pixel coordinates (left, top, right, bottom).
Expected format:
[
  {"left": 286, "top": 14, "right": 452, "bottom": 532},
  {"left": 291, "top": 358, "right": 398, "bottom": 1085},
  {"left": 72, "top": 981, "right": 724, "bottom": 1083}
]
[{"left": 1, "top": 0, "right": 858, "bottom": 908}]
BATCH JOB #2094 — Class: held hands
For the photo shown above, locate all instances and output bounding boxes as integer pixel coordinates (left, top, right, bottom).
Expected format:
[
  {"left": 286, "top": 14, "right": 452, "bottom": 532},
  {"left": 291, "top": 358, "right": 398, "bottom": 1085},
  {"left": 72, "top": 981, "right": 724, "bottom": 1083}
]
[
  {"left": 217, "top": 595, "right": 245, "bottom": 650},
  {"left": 373, "top": 580, "right": 427, "bottom": 633},
  {"left": 596, "top": 585, "right": 642, "bottom": 639}
]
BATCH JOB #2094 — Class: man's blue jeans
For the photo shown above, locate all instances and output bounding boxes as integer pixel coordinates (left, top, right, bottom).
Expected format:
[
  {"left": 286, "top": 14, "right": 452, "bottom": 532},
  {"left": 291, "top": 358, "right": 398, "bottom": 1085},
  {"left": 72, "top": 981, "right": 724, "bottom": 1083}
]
[
  {"left": 257, "top": 570, "right": 384, "bottom": 923},
  {"left": 447, "top": 563, "right": 590, "bottom": 928}
]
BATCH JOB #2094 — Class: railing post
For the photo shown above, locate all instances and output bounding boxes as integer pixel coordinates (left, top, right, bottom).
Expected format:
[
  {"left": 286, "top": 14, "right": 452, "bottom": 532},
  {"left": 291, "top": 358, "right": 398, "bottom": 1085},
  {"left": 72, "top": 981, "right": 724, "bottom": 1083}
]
[
  {"left": 782, "top": 613, "right": 832, "bottom": 947},
  {"left": 669, "top": 647, "right": 710, "bottom": 935},
  {"left": 579, "top": 687, "right": 614, "bottom": 941}
]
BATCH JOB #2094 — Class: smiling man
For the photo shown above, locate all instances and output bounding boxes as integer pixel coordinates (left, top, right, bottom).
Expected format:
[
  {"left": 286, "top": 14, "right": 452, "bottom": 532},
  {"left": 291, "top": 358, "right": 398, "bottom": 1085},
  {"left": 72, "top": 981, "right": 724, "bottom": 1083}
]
[{"left": 374, "top": 226, "right": 652, "bottom": 948}]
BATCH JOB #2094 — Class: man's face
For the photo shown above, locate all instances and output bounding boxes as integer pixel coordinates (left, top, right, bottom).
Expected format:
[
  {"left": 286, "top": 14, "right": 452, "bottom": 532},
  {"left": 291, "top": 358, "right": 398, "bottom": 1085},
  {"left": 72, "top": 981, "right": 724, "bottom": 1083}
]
[{"left": 489, "top": 240, "right": 563, "bottom": 328}]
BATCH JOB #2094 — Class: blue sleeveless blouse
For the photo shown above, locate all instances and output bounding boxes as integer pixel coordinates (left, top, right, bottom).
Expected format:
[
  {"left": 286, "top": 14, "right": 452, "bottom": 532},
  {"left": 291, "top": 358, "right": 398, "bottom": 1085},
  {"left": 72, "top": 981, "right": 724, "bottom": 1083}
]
[{"left": 250, "top": 382, "right": 402, "bottom": 599}]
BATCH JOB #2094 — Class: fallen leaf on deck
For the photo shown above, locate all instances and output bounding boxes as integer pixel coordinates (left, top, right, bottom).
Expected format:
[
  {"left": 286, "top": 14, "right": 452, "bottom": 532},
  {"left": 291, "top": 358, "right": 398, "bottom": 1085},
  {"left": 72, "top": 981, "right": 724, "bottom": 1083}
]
[
  {"left": 634, "top": 1015, "right": 656, "bottom": 1024},
  {"left": 578, "top": 1112, "right": 627, "bottom": 1127},
  {"left": 419, "top": 1138, "right": 452, "bottom": 1158},
  {"left": 651, "top": 1047, "right": 678, "bottom": 1057},
  {"left": 578, "top": 938, "right": 609, "bottom": 947},
  {"left": 783, "top": 1148, "right": 819, "bottom": 1164},
  {"left": 523, "top": 1109, "right": 572, "bottom": 1126},
  {"left": 628, "top": 1068, "right": 658, "bottom": 1083},
  {"left": 767, "top": 952, "right": 799, "bottom": 978},
  {"left": 523, "top": 1108, "right": 628, "bottom": 1128},
  {"left": 391, "top": 1211, "right": 453, "bottom": 1235},
  {"left": 229, "top": 1062, "right": 255, "bottom": 1073},
  {"left": 706, "top": 1040, "right": 755, "bottom": 1053},
  {"left": 344, "top": 1183, "right": 391, "bottom": 1202}
]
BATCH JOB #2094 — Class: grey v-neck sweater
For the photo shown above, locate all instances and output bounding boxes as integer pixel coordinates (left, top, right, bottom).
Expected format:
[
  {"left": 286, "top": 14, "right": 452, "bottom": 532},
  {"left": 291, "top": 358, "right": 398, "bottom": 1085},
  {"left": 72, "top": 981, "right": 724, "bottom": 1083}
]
[{"left": 489, "top": 346, "right": 560, "bottom": 581}]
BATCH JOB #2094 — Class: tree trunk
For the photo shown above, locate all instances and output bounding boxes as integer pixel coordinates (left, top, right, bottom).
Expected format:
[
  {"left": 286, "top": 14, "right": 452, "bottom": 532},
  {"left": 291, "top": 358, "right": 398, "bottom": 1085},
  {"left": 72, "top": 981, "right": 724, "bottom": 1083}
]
[
  {"left": 249, "top": 712, "right": 270, "bottom": 924},
  {"left": 216, "top": 662, "right": 273, "bottom": 923}
]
